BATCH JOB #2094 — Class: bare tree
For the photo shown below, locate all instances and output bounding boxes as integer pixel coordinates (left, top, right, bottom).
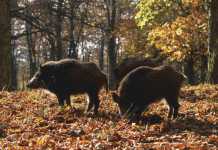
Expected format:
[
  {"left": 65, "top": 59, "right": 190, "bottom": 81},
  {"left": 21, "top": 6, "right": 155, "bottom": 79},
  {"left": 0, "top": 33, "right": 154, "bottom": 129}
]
[
  {"left": 55, "top": 0, "right": 64, "bottom": 60},
  {"left": 105, "top": 0, "right": 118, "bottom": 89},
  {"left": 25, "top": 5, "right": 37, "bottom": 77},
  {"left": 0, "top": 0, "right": 12, "bottom": 90},
  {"left": 208, "top": 0, "right": 218, "bottom": 83},
  {"left": 98, "top": 30, "right": 105, "bottom": 70}
]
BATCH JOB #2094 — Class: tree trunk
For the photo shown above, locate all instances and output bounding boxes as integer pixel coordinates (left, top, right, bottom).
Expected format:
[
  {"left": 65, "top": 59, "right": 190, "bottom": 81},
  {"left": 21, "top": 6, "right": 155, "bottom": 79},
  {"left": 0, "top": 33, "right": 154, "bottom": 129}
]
[
  {"left": 11, "top": 17, "right": 17, "bottom": 90},
  {"left": 68, "top": 20, "right": 77, "bottom": 59},
  {"left": 11, "top": 39, "right": 17, "bottom": 90},
  {"left": 184, "top": 56, "right": 195, "bottom": 85},
  {"left": 26, "top": 7, "right": 36, "bottom": 77},
  {"left": 0, "top": 0, "right": 12, "bottom": 90},
  {"left": 208, "top": 0, "right": 218, "bottom": 83},
  {"left": 98, "top": 33, "right": 105, "bottom": 70},
  {"left": 47, "top": 1, "right": 56, "bottom": 60},
  {"left": 105, "top": 0, "right": 117, "bottom": 89},
  {"left": 107, "top": 34, "right": 117, "bottom": 89},
  {"left": 49, "top": 37, "right": 56, "bottom": 60},
  {"left": 84, "top": 51, "right": 90, "bottom": 62},
  {"left": 68, "top": 0, "right": 77, "bottom": 59},
  {"left": 56, "top": 0, "right": 64, "bottom": 60},
  {"left": 201, "top": 55, "right": 208, "bottom": 83}
]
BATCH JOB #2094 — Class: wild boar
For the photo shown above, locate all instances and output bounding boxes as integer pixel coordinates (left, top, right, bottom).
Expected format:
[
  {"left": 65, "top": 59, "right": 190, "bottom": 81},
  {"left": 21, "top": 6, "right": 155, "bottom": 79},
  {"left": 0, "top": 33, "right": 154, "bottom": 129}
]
[
  {"left": 112, "top": 65, "right": 186, "bottom": 120},
  {"left": 114, "top": 57, "right": 158, "bottom": 88},
  {"left": 27, "top": 59, "right": 108, "bottom": 114}
]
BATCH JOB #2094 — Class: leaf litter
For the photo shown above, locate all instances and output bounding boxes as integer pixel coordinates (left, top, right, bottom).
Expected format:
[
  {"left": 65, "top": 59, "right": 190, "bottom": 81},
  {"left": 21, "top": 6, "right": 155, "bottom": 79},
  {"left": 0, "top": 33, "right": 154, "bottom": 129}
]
[{"left": 0, "top": 84, "right": 217, "bottom": 149}]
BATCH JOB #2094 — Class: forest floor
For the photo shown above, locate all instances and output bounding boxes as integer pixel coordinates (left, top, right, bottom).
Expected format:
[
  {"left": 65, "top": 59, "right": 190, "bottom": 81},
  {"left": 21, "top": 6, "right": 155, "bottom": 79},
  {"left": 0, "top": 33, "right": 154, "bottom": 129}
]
[{"left": 0, "top": 84, "right": 218, "bottom": 149}]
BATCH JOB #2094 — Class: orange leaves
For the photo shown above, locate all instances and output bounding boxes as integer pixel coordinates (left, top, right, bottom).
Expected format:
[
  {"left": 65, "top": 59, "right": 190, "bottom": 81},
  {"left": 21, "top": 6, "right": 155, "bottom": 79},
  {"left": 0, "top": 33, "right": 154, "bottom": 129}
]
[
  {"left": 148, "top": 13, "right": 208, "bottom": 61},
  {"left": 35, "top": 135, "right": 51, "bottom": 148},
  {"left": 145, "top": 1, "right": 208, "bottom": 62},
  {"left": 0, "top": 86, "right": 218, "bottom": 149},
  {"left": 183, "top": 0, "right": 206, "bottom": 8},
  {"left": 208, "top": 135, "right": 218, "bottom": 145}
]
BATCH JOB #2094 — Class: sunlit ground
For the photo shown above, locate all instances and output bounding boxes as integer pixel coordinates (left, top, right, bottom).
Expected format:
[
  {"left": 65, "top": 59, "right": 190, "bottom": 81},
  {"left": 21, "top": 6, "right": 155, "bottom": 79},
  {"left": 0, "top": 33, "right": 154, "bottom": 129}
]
[{"left": 0, "top": 84, "right": 217, "bottom": 149}]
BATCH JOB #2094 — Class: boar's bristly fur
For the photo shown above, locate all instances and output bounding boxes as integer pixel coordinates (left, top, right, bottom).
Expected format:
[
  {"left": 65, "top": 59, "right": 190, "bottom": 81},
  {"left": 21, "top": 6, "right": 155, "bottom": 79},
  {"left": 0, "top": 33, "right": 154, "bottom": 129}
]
[
  {"left": 27, "top": 59, "right": 108, "bottom": 114},
  {"left": 113, "top": 57, "right": 158, "bottom": 88},
  {"left": 112, "top": 65, "right": 186, "bottom": 120}
]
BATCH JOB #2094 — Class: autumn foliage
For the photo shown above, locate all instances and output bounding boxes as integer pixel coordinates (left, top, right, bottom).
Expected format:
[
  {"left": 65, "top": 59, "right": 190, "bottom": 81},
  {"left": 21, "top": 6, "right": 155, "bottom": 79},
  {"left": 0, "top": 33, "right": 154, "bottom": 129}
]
[
  {"left": 0, "top": 85, "right": 217, "bottom": 149},
  {"left": 135, "top": 0, "right": 208, "bottom": 62}
]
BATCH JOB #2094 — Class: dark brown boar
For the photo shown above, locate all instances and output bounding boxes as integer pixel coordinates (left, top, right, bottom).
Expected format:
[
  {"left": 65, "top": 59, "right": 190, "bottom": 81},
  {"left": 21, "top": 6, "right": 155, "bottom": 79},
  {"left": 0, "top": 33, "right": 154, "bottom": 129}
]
[
  {"left": 112, "top": 65, "right": 186, "bottom": 120},
  {"left": 27, "top": 59, "right": 108, "bottom": 114},
  {"left": 114, "top": 57, "right": 158, "bottom": 88}
]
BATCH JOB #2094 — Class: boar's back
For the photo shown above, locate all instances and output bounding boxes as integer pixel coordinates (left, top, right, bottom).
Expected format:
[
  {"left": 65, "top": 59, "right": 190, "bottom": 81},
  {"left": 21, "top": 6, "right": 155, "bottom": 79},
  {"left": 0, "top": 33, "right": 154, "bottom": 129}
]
[{"left": 114, "top": 57, "right": 157, "bottom": 85}]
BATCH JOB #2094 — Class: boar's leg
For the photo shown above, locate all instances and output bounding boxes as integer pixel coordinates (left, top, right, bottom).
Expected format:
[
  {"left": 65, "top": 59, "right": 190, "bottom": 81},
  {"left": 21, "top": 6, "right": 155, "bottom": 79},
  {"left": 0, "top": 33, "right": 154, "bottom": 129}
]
[
  {"left": 56, "top": 94, "right": 65, "bottom": 106},
  {"left": 128, "top": 103, "right": 145, "bottom": 121},
  {"left": 166, "top": 96, "right": 180, "bottom": 119},
  {"left": 88, "top": 91, "right": 100, "bottom": 115},
  {"left": 86, "top": 94, "right": 94, "bottom": 113},
  {"left": 167, "top": 105, "right": 174, "bottom": 119},
  {"left": 173, "top": 102, "right": 180, "bottom": 118},
  {"left": 65, "top": 95, "right": 71, "bottom": 107},
  {"left": 123, "top": 103, "right": 135, "bottom": 118},
  {"left": 93, "top": 94, "right": 100, "bottom": 115}
]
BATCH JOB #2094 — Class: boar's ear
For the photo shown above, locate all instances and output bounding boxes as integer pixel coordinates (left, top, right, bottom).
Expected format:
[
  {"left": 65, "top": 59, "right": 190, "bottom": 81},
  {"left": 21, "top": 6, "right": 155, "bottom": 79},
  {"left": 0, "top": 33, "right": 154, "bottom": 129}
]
[{"left": 111, "top": 92, "right": 120, "bottom": 103}]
